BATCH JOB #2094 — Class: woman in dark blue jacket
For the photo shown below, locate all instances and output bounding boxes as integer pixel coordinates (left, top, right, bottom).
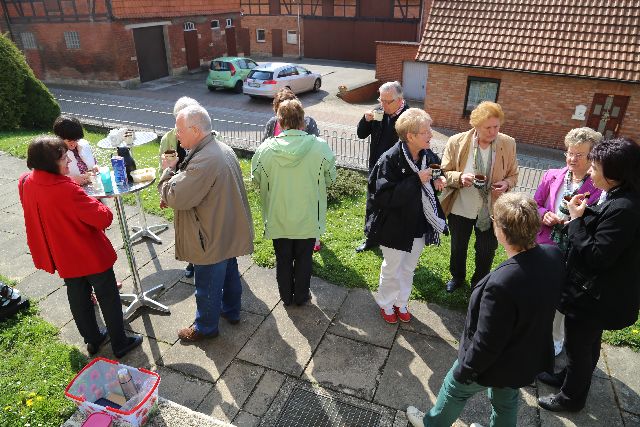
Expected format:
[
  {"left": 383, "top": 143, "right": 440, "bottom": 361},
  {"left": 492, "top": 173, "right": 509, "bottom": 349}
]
[
  {"left": 366, "top": 108, "right": 447, "bottom": 324},
  {"left": 538, "top": 138, "right": 640, "bottom": 413}
]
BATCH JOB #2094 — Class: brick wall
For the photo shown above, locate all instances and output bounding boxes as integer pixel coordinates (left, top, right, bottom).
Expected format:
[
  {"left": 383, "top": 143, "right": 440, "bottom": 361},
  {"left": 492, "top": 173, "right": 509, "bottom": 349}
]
[
  {"left": 375, "top": 41, "right": 419, "bottom": 84},
  {"left": 110, "top": 0, "right": 240, "bottom": 19},
  {"left": 424, "top": 64, "right": 640, "bottom": 149},
  {"left": 241, "top": 15, "right": 301, "bottom": 57}
]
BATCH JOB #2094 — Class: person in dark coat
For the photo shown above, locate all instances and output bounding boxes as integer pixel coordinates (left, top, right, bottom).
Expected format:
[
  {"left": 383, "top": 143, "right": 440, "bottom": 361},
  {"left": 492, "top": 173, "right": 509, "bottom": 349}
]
[
  {"left": 407, "top": 192, "right": 565, "bottom": 427},
  {"left": 366, "top": 108, "right": 447, "bottom": 324},
  {"left": 355, "top": 81, "right": 410, "bottom": 252},
  {"left": 538, "top": 138, "right": 640, "bottom": 413}
]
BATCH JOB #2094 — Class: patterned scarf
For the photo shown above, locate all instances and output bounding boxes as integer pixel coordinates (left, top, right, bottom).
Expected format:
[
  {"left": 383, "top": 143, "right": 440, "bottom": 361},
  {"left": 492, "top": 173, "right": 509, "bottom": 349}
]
[
  {"left": 551, "top": 171, "right": 589, "bottom": 251},
  {"left": 401, "top": 142, "right": 448, "bottom": 245},
  {"left": 71, "top": 147, "right": 89, "bottom": 175}
]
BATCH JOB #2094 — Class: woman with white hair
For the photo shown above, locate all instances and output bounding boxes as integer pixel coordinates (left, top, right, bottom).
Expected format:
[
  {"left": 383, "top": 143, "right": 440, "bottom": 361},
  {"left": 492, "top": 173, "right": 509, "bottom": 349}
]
[
  {"left": 533, "top": 127, "right": 602, "bottom": 357},
  {"left": 365, "top": 108, "right": 447, "bottom": 323}
]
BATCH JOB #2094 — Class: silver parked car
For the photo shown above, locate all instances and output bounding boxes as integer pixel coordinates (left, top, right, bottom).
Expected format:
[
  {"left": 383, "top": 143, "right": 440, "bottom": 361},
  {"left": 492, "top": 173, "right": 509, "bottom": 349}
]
[{"left": 243, "top": 62, "right": 322, "bottom": 98}]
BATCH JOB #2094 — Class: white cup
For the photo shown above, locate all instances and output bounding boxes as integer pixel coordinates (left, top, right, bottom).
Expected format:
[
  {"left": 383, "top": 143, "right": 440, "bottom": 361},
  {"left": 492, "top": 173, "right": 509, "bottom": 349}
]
[{"left": 373, "top": 110, "right": 384, "bottom": 121}]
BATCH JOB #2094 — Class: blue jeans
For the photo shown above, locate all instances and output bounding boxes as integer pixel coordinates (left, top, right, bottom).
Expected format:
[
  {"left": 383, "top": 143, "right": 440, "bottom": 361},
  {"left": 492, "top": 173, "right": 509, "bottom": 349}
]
[
  {"left": 193, "top": 258, "right": 242, "bottom": 335},
  {"left": 423, "top": 360, "right": 519, "bottom": 427}
]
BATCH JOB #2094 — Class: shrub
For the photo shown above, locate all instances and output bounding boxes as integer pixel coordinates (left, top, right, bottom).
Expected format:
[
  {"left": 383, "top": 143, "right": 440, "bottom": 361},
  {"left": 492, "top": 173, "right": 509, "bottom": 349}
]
[
  {"left": 327, "top": 168, "right": 367, "bottom": 205},
  {"left": 0, "top": 34, "right": 60, "bottom": 130}
]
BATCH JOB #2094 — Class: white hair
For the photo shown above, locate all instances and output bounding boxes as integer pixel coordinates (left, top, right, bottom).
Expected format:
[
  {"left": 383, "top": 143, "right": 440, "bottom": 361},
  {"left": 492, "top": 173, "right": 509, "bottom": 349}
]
[
  {"left": 564, "top": 127, "right": 602, "bottom": 148},
  {"left": 173, "top": 96, "right": 200, "bottom": 117},
  {"left": 178, "top": 105, "right": 212, "bottom": 135},
  {"left": 379, "top": 81, "right": 403, "bottom": 99}
]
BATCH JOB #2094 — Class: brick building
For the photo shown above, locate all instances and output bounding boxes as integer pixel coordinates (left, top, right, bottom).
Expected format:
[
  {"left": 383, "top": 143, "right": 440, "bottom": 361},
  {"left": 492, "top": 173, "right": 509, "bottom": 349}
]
[
  {"left": 413, "top": 0, "right": 639, "bottom": 148},
  {"left": 375, "top": 1, "right": 639, "bottom": 148},
  {"left": 0, "top": 0, "right": 243, "bottom": 86},
  {"left": 239, "top": 0, "right": 425, "bottom": 63}
]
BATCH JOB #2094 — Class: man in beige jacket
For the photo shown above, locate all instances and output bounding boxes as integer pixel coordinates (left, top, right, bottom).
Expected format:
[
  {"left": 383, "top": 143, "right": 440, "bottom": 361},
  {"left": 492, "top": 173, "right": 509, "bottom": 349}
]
[
  {"left": 439, "top": 101, "right": 518, "bottom": 293},
  {"left": 159, "top": 105, "right": 254, "bottom": 342}
]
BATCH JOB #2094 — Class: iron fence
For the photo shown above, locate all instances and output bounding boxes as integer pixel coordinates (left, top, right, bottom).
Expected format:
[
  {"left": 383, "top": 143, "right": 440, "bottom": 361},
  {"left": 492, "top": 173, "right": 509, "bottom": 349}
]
[{"left": 59, "top": 98, "right": 552, "bottom": 196}]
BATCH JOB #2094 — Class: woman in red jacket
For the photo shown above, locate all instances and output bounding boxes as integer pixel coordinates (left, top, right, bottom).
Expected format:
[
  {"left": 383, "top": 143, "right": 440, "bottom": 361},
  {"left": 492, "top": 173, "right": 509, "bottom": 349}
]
[{"left": 19, "top": 136, "right": 142, "bottom": 358}]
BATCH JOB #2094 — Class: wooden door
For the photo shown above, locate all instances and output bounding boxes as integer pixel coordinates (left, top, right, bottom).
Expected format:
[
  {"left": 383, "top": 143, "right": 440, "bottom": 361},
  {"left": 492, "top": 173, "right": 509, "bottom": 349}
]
[
  {"left": 183, "top": 26, "right": 200, "bottom": 71},
  {"left": 225, "top": 26, "right": 237, "bottom": 56},
  {"left": 272, "top": 29, "right": 283, "bottom": 57},
  {"left": 133, "top": 26, "right": 169, "bottom": 82},
  {"left": 586, "top": 94, "right": 630, "bottom": 139}
]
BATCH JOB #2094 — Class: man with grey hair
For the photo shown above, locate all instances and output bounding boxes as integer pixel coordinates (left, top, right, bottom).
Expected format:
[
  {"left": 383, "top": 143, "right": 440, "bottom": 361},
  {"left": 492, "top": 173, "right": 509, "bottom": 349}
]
[
  {"left": 158, "top": 105, "right": 254, "bottom": 342},
  {"left": 355, "top": 81, "right": 409, "bottom": 252},
  {"left": 160, "top": 96, "right": 201, "bottom": 277}
]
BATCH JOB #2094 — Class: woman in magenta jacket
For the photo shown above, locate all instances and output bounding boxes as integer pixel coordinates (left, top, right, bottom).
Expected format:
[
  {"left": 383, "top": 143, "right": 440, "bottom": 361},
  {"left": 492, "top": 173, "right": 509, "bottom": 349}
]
[{"left": 19, "top": 136, "right": 141, "bottom": 358}]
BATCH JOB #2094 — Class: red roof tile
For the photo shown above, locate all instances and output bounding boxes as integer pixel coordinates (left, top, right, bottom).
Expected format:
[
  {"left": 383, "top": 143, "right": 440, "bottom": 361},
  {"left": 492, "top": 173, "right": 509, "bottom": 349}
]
[{"left": 416, "top": 0, "right": 640, "bottom": 82}]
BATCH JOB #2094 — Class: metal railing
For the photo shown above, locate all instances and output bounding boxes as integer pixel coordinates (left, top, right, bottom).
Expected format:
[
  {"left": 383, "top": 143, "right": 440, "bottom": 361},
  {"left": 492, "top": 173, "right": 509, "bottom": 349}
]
[{"left": 59, "top": 98, "right": 550, "bottom": 196}]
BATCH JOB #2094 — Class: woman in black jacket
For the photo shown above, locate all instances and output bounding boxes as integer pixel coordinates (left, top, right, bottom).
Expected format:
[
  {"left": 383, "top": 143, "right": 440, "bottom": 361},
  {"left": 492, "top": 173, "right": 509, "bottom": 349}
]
[
  {"left": 366, "top": 108, "right": 447, "bottom": 324},
  {"left": 407, "top": 193, "right": 565, "bottom": 427},
  {"left": 538, "top": 138, "right": 640, "bottom": 413}
]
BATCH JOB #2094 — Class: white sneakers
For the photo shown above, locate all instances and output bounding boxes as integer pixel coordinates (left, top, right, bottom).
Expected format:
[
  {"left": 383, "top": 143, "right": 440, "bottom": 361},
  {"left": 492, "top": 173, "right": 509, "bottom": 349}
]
[{"left": 406, "top": 406, "right": 425, "bottom": 427}]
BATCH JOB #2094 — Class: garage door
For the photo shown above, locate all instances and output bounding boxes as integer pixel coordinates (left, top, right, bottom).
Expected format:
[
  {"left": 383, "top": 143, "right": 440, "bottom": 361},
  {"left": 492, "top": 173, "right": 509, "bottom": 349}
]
[
  {"left": 402, "top": 61, "right": 428, "bottom": 101},
  {"left": 133, "top": 26, "right": 169, "bottom": 83}
]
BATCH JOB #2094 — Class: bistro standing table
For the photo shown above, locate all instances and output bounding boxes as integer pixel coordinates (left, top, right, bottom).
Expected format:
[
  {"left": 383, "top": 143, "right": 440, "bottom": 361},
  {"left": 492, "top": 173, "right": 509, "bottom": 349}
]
[
  {"left": 97, "top": 131, "right": 168, "bottom": 244},
  {"left": 85, "top": 176, "right": 170, "bottom": 320}
]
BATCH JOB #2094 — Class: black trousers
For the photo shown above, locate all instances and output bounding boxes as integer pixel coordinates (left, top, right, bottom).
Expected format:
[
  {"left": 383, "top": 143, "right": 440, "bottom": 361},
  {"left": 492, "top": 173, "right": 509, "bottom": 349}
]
[
  {"left": 558, "top": 315, "right": 603, "bottom": 409},
  {"left": 448, "top": 213, "right": 498, "bottom": 285},
  {"left": 272, "top": 238, "right": 315, "bottom": 305},
  {"left": 65, "top": 267, "right": 128, "bottom": 351}
]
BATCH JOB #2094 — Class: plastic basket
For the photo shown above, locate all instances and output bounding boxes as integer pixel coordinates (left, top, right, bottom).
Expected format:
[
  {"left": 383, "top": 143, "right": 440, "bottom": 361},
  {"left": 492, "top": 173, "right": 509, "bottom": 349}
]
[{"left": 65, "top": 357, "right": 160, "bottom": 427}]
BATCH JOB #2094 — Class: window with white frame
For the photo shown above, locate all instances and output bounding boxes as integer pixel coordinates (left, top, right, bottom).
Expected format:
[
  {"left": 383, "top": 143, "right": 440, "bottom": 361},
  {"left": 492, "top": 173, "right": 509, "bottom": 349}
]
[
  {"left": 20, "top": 32, "right": 37, "bottom": 50},
  {"left": 256, "top": 29, "right": 266, "bottom": 42},
  {"left": 183, "top": 22, "right": 196, "bottom": 31},
  {"left": 286, "top": 30, "right": 297, "bottom": 44},
  {"left": 211, "top": 20, "right": 220, "bottom": 29},
  {"left": 226, "top": 18, "right": 233, "bottom": 27},
  {"left": 64, "top": 31, "right": 80, "bottom": 49}
]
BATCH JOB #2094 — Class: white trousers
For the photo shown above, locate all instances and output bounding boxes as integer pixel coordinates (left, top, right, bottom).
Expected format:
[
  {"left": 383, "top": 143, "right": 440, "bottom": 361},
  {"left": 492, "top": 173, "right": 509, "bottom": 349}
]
[
  {"left": 552, "top": 310, "right": 565, "bottom": 355},
  {"left": 375, "top": 237, "right": 425, "bottom": 311}
]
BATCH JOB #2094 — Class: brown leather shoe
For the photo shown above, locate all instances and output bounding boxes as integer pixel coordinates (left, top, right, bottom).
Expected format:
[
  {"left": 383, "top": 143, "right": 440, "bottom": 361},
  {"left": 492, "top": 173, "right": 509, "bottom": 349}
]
[{"left": 177, "top": 325, "right": 218, "bottom": 342}]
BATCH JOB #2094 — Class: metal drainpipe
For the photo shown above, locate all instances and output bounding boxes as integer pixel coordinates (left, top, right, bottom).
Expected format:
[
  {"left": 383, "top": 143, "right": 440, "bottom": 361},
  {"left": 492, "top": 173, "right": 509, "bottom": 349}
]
[{"left": 297, "top": 0, "right": 301, "bottom": 59}]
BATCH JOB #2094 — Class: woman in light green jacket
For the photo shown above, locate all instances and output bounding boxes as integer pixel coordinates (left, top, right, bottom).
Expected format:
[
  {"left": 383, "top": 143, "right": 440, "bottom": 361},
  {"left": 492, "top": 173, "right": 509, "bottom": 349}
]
[{"left": 251, "top": 99, "right": 336, "bottom": 306}]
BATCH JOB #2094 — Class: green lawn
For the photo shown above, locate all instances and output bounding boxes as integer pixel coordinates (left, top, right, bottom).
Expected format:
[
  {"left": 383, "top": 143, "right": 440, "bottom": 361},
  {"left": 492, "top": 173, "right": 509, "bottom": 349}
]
[
  {"left": 1, "top": 129, "right": 638, "bottom": 344},
  {"left": 0, "top": 280, "right": 85, "bottom": 427}
]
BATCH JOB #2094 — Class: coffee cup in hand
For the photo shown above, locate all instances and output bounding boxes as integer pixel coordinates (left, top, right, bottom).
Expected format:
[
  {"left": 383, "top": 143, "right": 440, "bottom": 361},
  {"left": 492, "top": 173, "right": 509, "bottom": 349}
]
[
  {"left": 429, "top": 163, "right": 442, "bottom": 179},
  {"left": 473, "top": 174, "right": 486, "bottom": 189},
  {"left": 372, "top": 109, "right": 384, "bottom": 121},
  {"left": 163, "top": 149, "right": 177, "bottom": 161}
]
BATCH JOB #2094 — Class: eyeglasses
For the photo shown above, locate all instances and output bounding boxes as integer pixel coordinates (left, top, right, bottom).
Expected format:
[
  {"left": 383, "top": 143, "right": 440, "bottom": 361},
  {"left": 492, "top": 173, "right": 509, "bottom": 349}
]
[
  {"left": 377, "top": 97, "right": 397, "bottom": 105},
  {"left": 564, "top": 152, "right": 586, "bottom": 159}
]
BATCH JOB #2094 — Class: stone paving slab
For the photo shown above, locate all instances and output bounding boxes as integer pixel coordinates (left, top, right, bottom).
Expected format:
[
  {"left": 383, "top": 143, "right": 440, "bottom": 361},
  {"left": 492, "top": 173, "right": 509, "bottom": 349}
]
[
  {"left": 160, "top": 310, "right": 263, "bottom": 382},
  {"left": 303, "top": 332, "right": 389, "bottom": 401},
  {"left": 603, "top": 344, "right": 640, "bottom": 416},
  {"left": 400, "top": 300, "right": 466, "bottom": 344},
  {"left": 328, "top": 288, "right": 398, "bottom": 349},
  {"left": 0, "top": 210, "right": 26, "bottom": 236},
  {"left": 197, "top": 360, "right": 265, "bottom": 422},
  {"left": 233, "top": 410, "right": 260, "bottom": 427},
  {"left": 238, "top": 265, "right": 281, "bottom": 316},
  {"left": 622, "top": 411, "right": 640, "bottom": 425},
  {"left": 15, "top": 269, "right": 63, "bottom": 301},
  {"left": 0, "top": 230, "right": 37, "bottom": 281},
  {"left": 38, "top": 286, "right": 73, "bottom": 329},
  {"left": 242, "top": 369, "right": 287, "bottom": 417},
  {"left": 118, "top": 246, "right": 186, "bottom": 296},
  {"left": 154, "top": 366, "right": 214, "bottom": 410},
  {"left": 538, "top": 375, "right": 623, "bottom": 426}
]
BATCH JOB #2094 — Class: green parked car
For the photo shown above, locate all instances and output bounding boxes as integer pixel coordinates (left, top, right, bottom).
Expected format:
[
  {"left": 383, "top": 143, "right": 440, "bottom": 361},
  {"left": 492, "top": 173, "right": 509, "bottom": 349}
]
[{"left": 206, "top": 57, "right": 259, "bottom": 93}]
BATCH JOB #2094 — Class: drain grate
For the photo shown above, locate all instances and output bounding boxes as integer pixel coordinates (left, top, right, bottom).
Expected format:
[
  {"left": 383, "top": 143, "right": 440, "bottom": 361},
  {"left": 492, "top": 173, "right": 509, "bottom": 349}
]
[{"left": 274, "top": 386, "right": 382, "bottom": 427}]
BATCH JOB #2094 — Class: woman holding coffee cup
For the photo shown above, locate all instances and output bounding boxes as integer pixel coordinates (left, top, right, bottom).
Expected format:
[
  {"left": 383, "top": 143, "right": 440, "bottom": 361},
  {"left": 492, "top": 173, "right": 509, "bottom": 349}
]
[
  {"left": 439, "top": 101, "right": 518, "bottom": 293},
  {"left": 365, "top": 108, "right": 447, "bottom": 324},
  {"left": 538, "top": 138, "right": 640, "bottom": 413},
  {"left": 533, "top": 127, "right": 602, "bottom": 356},
  {"left": 53, "top": 115, "right": 99, "bottom": 186}
]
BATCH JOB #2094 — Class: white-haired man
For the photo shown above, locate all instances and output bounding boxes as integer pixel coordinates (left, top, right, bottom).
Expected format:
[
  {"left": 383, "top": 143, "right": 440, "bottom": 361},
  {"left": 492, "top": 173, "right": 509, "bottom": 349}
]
[
  {"left": 355, "top": 81, "right": 409, "bottom": 252},
  {"left": 160, "top": 96, "right": 201, "bottom": 277},
  {"left": 158, "top": 105, "right": 254, "bottom": 342}
]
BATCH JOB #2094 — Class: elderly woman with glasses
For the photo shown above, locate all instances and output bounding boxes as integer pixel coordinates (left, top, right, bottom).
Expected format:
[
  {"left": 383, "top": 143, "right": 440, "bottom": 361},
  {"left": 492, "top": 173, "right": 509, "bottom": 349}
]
[
  {"left": 538, "top": 138, "right": 640, "bottom": 413},
  {"left": 365, "top": 108, "right": 447, "bottom": 324},
  {"left": 407, "top": 193, "right": 565, "bottom": 427},
  {"left": 533, "top": 127, "right": 602, "bottom": 356}
]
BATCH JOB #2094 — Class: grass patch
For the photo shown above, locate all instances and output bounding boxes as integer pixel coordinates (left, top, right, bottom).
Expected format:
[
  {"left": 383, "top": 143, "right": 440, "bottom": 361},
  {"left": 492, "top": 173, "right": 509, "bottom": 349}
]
[
  {"left": 2, "top": 130, "right": 638, "bottom": 349},
  {"left": 0, "top": 280, "right": 86, "bottom": 427}
]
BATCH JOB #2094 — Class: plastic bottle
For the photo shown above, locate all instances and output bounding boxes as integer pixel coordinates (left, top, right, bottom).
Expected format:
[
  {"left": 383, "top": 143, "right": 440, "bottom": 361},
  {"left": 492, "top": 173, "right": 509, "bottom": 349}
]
[{"left": 99, "top": 167, "right": 113, "bottom": 193}]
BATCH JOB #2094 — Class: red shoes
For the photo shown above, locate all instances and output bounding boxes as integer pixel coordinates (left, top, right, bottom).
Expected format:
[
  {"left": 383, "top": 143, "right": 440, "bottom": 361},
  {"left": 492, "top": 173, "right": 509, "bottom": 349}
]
[
  {"left": 394, "top": 305, "right": 411, "bottom": 323},
  {"left": 380, "top": 308, "right": 398, "bottom": 324}
]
